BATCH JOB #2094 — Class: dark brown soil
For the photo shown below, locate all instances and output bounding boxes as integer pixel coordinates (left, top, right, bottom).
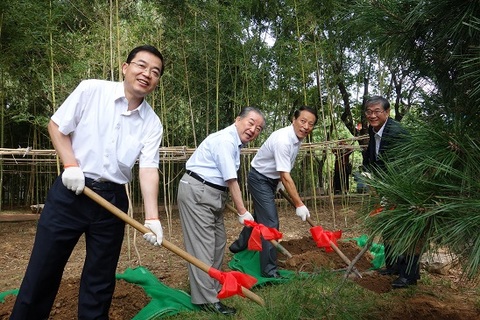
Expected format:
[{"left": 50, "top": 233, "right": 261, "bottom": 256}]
[{"left": 1, "top": 199, "right": 479, "bottom": 319}]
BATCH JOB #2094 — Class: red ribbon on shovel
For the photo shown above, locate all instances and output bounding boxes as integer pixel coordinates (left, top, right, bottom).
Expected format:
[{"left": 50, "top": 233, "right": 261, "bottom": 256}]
[
  {"left": 208, "top": 269, "right": 258, "bottom": 299},
  {"left": 244, "top": 220, "right": 283, "bottom": 251},
  {"left": 278, "top": 189, "right": 362, "bottom": 278},
  {"left": 225, "top": 204, "right": 292, "bottom": 258},
  {"left": 309, "top": 226, "right": 342, "bottom": 253}
]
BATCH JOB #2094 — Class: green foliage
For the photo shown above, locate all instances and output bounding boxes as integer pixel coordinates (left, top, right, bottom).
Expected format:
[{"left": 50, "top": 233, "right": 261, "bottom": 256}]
[{"left": 361, "top": 120, "right": 480, "bottom": 280}]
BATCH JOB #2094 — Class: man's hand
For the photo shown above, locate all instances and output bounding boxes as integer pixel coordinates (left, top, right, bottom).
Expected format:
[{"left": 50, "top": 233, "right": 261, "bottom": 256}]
[
  {"left": 237, "top": 211, "right": 254, "bottom": 225},
  {"left": 143, "top": 219, "right": 163, "bottom": 246},
  {"left": 295, "top": 205, "right": 310, "bottom": 222},
  {"left": 62, "top": 167, "right": 85, "bottom": 195}
]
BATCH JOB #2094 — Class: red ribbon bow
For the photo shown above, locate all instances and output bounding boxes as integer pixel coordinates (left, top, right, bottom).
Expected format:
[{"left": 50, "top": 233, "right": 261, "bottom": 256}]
[
  {"left": 244, "top": 220, "right": 283, "bottom": 251},
  {"left": 310, "top": 226, "right": 342, "bottom": 252},
  {"left": 207, "top": 268, "right": 258, "bottom": 299}
]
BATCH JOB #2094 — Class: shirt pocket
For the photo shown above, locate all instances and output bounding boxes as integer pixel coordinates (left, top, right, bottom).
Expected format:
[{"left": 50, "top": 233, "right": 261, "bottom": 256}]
[{"left": 117, "top": 135, "right": 144, "bottom": 169}]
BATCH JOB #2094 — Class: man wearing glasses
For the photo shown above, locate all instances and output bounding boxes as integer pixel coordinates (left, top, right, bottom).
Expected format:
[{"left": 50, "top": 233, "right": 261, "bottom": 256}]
[
  {"left": 11, "top": 45, "right": 165, "bottom": 319},
  {"left": 362, "top": 96, "right": 419, "bottom": 289},
  {"left": 362, "top": 95, "right": 406, "bottom": 170}
]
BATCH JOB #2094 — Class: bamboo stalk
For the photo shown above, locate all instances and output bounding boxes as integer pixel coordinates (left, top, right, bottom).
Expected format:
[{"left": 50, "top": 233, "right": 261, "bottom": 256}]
[{"left": 180, "top": 16, "right": 197, "bottom": 147}]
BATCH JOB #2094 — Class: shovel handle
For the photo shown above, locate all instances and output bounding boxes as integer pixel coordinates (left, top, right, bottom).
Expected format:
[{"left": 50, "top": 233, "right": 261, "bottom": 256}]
[
  {"left": 278, "top": 189, "right": 362, "bottom": 278},
  {"left": 306, "top": 216, "right": 316, "bottom": 228},
  {"left": 83, "top": 186, "right": 265, "bottom": 306},
  {"left": 279, "top": 189, "right": 296, "bottom": 208},
  {"left": 225, "top": 204, "right": 292, "bottom": 259}
]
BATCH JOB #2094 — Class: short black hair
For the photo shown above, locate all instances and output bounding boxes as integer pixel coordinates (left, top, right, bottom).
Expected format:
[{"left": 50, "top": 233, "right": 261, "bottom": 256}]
[
  {"left": 294, "top": 106, "right": 318, "bottom": 125},
  {"left": 126, "top": 45, "right": 165, "bottom": 77}
]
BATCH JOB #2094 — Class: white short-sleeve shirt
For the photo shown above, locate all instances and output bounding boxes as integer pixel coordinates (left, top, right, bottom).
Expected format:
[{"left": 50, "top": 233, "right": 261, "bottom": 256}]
[
  {"left": 51, "top": 79, "right": 163, "bottom": 184},
  {"left": 185, "top": 123, "right": 241, "bottom": 187},
  {"left": 251, "top": 125, "right": 301, "bottom": 179}
]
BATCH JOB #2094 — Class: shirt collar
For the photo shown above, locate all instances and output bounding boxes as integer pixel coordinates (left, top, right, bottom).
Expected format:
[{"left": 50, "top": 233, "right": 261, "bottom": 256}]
[
  {"left": 115, "top": 82, "right": 146, "bottom": 119},
  {"left": 288, "top": 125, "right": 301, "bottom": 145},
  {"left": 227, "top": 123, "right": 243, "bottom": 148},
  {"left": 373, "top": 118, "right": 388, "bottom": 138}
]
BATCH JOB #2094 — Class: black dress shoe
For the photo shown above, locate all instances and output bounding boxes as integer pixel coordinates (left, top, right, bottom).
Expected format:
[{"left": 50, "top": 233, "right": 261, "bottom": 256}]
[
  {"left": 392, "top": 277, "right": 417, "bottom": 289},
  {"left": 229, "top": 241, "right": 246, "bottom": 253},
  {"left": 196, "top": 302, "right": 237, "bottom": 316}
]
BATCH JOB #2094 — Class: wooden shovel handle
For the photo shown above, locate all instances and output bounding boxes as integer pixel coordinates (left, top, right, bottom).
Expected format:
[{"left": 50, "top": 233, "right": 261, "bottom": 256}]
[
  {"left": 225, "top": 203, "right": 292, "bottom": 259},
  {"left": 278, "top": 189, "right": 362, "bottom": 278},
  {"left": 83, "top": 186, "right": 265, "bottom": 306}
]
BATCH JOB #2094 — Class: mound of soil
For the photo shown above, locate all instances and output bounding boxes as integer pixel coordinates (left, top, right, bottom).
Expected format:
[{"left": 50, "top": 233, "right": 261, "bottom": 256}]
[{"left": 278, "top": 237, "right": 392, "bottom": 294}]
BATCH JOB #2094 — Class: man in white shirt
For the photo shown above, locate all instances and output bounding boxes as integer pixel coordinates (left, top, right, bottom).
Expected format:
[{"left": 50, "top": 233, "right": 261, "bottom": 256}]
[
  {"left": 177, "top": 107, "right": 265, "bottom": 316},
  {"left": 11, "top": 45, "right": 165, "bottom": 319},
  {"left": 230, "top": 106, "right": 318, "bottom": 278}
]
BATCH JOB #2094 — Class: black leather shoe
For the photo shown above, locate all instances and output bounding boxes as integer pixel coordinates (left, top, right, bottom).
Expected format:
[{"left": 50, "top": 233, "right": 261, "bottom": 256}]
[
  {"left": 196, "top": 302, "right": 237, "bottom": 316},
  {"left": 377, "top": 267, "right": 399, "bottom": 276},
  {"left": 392, "top": 277, "right": 417, "bottom": 289},
  {"left": 229, "top": 241, "right": 246, "bottom": 253}
]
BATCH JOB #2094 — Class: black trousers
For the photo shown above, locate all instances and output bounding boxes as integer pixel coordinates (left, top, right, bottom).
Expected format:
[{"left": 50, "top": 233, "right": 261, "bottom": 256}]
[
  {"left": 231, "top": 168, "right": 279, "bottom": 277},
  {"left": 10, "top": 177, "right": 127, "bottom": 320}
]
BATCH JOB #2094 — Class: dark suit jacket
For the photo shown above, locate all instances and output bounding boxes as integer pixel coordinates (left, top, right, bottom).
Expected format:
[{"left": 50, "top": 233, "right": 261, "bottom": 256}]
[{"left": 363, "top": 117, "right": 408, "bottom": 172}]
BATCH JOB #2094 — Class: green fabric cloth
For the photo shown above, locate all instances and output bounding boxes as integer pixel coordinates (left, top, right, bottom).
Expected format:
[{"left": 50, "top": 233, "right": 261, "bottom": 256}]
[
  {"left": 0, "top": 289, "right": 18, "bottom": 303},
  {"left": 228, "top": 250, "right": 297, "bottom": 286},
  {"left": 346, "top": 235, "right": 385, "bottom": 269},
  {"left": 116, "top": 266, "right": 197, "bottom": 319}
]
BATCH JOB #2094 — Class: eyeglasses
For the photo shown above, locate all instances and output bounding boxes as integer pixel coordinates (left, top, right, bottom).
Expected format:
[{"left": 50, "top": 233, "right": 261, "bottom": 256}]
[
  {"left": 129, "top": 61, "right": 161, "bottom": 79},
  {"left": 365, "top": 109, "right": 385, "bottom": 116}
]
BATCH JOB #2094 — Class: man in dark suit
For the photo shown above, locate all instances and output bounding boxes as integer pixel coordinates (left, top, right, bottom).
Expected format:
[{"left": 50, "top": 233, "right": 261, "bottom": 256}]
[
  {"left": 362, "top": 96, "right": 419, "bottom": 289},
  {"left": 363, "top": 96, "right": 407, "bottom": 172}
]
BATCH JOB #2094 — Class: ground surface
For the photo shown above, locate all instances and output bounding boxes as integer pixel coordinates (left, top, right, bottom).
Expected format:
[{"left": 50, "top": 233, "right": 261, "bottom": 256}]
[{"left": 0, "top": 197, "right": 479, "bottom": 319}]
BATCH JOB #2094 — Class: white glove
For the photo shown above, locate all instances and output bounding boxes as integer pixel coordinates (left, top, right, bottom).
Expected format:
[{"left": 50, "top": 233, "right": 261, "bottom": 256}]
[
  {"left": 276, "top": 182, "right": 285, "bottom": 192},
  {"left": 143, "top": 219, "right": 163, "bottom": 246},
  {"left": 237, "top": 211, "right": 254, "bottom": 225},
  {"left": 62, "top": 167, "right": 85, "bottom": 195},
  {"left": 295, "top": 205, "right": 310, "bottom": 222},
  {"left": 361, "top": 172, "right": 372, "bottom": 180}
]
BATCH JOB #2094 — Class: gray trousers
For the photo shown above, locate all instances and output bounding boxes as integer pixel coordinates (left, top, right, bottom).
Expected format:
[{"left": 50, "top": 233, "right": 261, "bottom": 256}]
[{"left": 177, "top": 173, "right": 227, "bottom": 304}]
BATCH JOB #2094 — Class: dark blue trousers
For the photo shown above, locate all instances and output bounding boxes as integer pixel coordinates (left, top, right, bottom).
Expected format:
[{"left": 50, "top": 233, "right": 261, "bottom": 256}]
[
  {"left": 230, "top": 168, "right": 279, "bottom": 277},
  {"left": 10, "top": 177, "right": 127, "bottom": 320}
]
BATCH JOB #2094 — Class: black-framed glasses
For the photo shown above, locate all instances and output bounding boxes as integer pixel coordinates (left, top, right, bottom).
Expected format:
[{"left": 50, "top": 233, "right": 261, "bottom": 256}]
[{"left": 129, "top": 61, "right": 161, "bottom": 79}]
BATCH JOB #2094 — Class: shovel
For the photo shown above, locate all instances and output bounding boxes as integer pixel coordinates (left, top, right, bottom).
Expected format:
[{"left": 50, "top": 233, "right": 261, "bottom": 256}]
[
  {"left": 83, "top": 186, "right": 265, "bottom": 306},
  {"left": 225, "top": 203, "right": 292, "bottom": 259},
  {"left": 278, "top": 189, "right": 362, "bottom": 278}
]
